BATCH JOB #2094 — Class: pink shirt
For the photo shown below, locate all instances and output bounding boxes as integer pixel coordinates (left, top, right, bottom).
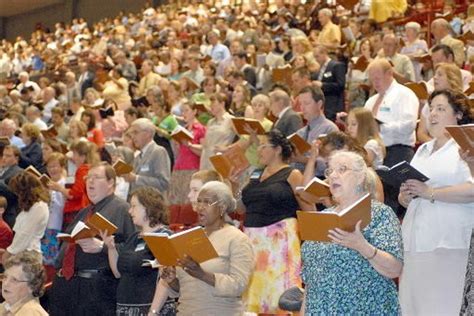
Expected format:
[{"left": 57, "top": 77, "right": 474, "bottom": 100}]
[{"left": 174, "top": 122, "right": 206, "bottom": 170}]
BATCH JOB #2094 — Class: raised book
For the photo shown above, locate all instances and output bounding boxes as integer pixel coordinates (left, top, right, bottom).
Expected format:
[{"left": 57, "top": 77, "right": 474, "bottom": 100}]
[
  {"left": 41, "top": 126, "right": 58, "bottom": 138},
  {"left": 57, "top": 212, "right": 117, "bottom": 242},
  {"left": 303, "top": 177, "right": 331, "bottom": 198},
  {"left": 170, "top": 126, "right": 193, "bottom": 144},
  {"left": 405, "top": 82, "right": 428, "bottom": 100},
  {"left": 287, "top": 133, "right": 311, "bottom": 154},
  {"left": 297, "top": 193, "right": 371, "bottom": 242},
  {"left": 209, "top": 145, "right": 249, "bottom": 178},
  {"left": 143, "top": 226, "right": 218, "bottom": 266},
  {"left": 112, "top": 159, "right": 133, "bottom": 176},
  {"left": 377, "top": 160, "right": 429, "bottom": 188},
  {"left": 446, "top": 124, "right": 474, "bottom": 157},
  {"left": 25, "top": 165, "right": 51, "bottom": 186},
  {"left": 352, "top": 55, "right": 369, "bottom": 72},
  {"left": 232, "top": 117, "right": 266, "bottom": 135}
]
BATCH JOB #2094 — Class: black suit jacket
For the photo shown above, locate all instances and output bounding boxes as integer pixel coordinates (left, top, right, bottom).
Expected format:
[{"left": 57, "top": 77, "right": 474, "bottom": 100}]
[
  {"left": 273, "top": 108, "right": 303, "bottom": 137},
  {"left": 313, "top": 60, "right": 346, "bottom": 121},
  {"left": 79, "top": 71, "right": 95, "bottom": 99},
  {"left": 0, "top": 164, "right": 23, "bottom": 227},
  {"left": 19, "top": 140, "right": 43, "bottom": 170},
  {"left": 242, "top": 65, "right": 257, "bottom": 89}
]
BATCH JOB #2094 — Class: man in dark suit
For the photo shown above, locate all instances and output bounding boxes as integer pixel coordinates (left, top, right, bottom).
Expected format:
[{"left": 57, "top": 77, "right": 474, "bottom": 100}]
[
  {"left": 123, "top": 118, "right": 171, "bottom": 194},
  {"left": 77, "top": 61, "right": 95, "bottom": 99},
  {"left": 0, "top": 145, "right": 23, "bottom": 227},
  {"left": 312, "top": 45, "right": 346, "bottom": 121},
  {"left": 233, "top": 51, "right": 257, "bottom": 89},
  {"left": 269, "top": 89, "right": 303, "bottom": 137}
]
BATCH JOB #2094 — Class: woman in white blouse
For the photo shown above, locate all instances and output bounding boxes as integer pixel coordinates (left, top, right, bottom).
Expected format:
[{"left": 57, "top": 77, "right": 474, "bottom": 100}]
[
  {"left": 399, "top": 89, "right": 474, "bottom": 315},
  {"left": 2, "top": 172, "right": 49, "bottom": 263},
  {"left": 149, "top": 181, "right": 254, "bottom": 315}
]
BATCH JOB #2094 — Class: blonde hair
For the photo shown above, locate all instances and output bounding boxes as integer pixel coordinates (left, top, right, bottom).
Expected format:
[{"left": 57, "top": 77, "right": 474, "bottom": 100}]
[{"left": 435, "top": 63, "right": 463, "bottom": 93}]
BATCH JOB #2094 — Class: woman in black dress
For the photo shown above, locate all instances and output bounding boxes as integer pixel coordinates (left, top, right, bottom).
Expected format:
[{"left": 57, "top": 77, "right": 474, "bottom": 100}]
[{"left": 101, "top": 187, "right": 175, "bottom": 316}]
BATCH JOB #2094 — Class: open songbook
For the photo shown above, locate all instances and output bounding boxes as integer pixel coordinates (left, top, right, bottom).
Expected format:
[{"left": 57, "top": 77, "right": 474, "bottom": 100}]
[
  {"left": 287, "top": 133, "right": 311, "bottom": 154},
  {"left": 209, "top": 145, "right": 249, "bottom": 178},
  {"left": 231, "top": 117, "right": 266, "bottom": 135},
  {"left": 25, "top": 166, "right": 51, "bottom": 186},
  {"left": 297, "top": 193, "right": 371, "bottom": 242},
  {"left": 301, "top": 177, "right": 331, "bottom": 198},
  {"left": 112, "top": 159, "right": 134, "bottom": 176},
  {"left": 377, "top": 161, "right": 429, "bottom": 188},
  {"left": 57, "top": 212, "right": 117, "bottom": 242},
  {"left": 143, "top": 226, "right": 218, "bottom": 266},
  {"left": 446, "top": 124, "right": 474, "bottom": 157},
  {"left": 170, "top": 126, "right": 193, "bottom": 144}
]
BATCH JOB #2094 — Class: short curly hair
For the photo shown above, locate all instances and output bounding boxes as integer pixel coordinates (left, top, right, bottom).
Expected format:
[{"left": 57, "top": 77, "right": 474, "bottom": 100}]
[
  {"left": 428, "top": 89, "right": 474, "bottom": 125},
  {"left": 266, "top": 129, "right": 294, "bottom": 161},
  {"left": 4, "top": 250, "right": 46, "bottom": 298},
  {"left": 130, "top": 187, "right": 169, "bottom": 226},
  {"left": 21, "top": 123, "right": 41, "bottom": 142}
]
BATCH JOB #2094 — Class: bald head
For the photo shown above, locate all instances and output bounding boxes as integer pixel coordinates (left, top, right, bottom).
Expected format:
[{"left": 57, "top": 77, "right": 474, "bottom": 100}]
[{"left": 367, "top": 59, "right": 393, "bottom": 94}]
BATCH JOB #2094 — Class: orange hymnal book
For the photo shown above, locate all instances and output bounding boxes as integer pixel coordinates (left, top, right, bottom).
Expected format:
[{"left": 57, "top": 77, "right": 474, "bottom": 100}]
[
  {"left": 143, "top": 226, "right": 218, "bottom": 266},
  {"left": 287, "top": 133, "right": 311, "bottom": 154},
  {"left": 57, "top": 213, "right": 117, "bottom": 242},
  {"left": 302, "top": 177, "right": 331, "bottom": 198},
  {"left": 209, "top": 145, "right": 249, "bottom": 178},
  {"left": 41, "top": 126, "right": 58, "bottom": 139},
  {"left": 113, "top": 159, "right": 133, "bottom": 176},
  {"left": 413, "top": 54, "right": 431, "bottom": 63},
  {"left": 405, "top": 82, "right": 428, "bottom": 100},
  {"left": 232, "top": 117, "right": 266, "bottom": 135},
  {"left": 446, "top": 124, "right": 474, "bottom": 157},
  {"left": 170, "top": 126, "right": 193, "bottom": 144},
  {"left": 297, "top": 193, "right": 371, "bottom": 242},
  {"left": 25, "top": 165, "right": 51, "bottom": 186},
  {"left": 352, "top": 55, "right": 369, "bottom": 72}
]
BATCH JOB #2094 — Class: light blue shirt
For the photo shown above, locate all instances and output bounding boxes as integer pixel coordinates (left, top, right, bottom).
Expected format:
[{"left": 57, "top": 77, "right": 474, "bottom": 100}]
[
  {"left": 10, "top": 135, "right": 25, "bottom": 149},
  {"left": 210, "top": 43, "right": 231, "bottom": 63}
]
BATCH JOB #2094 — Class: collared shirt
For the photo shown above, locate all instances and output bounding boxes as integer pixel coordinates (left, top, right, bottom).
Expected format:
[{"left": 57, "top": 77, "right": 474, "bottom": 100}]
[
  {"left": 364, "top": 79, "right": 419, "bottom": 147},
  {"left": 0, "top": 296, "right": 48, "bottom": 316},
  {"left": 138, "top": 140, "right": 154, "bottom": 160},
  {"left": 318, "top": 21, "right": 341, "bottom": 50},
  {"left": 210, "top": 43, "right": 231, "bottom": 64},
  {"left": 10, "top": 135, "right": 25, "bottom": 149}
]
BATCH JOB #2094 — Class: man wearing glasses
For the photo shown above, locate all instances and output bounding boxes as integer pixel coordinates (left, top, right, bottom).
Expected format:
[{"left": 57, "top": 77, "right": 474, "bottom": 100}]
[{"left": 49, "top": 163, "right": 136, "bottom": 316}]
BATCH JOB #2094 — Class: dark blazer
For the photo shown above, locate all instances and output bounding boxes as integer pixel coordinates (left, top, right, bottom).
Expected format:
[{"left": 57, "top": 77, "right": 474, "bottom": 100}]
[
  {"left": 312, "top": 60, "right": 346, "bottom": 121},
  {"left": 242, "top": 65, "right": 257, "bottom": 89},
  {"left": 19, "top": 140, "right": 43, "bottom": 170},
  {"left": 78, "top": 70, "right": 95, "bottom": 99},
  {"left": 273, "top": 108, "right": 303, "bottom": 137},
  {"left": 0, "top": 164, "right": 23, "bottom": 227}
]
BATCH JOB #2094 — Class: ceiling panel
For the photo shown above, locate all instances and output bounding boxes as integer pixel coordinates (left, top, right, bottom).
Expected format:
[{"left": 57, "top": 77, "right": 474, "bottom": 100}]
[{"left": 0, "top": 0, "right": 63, "bottom": 17}]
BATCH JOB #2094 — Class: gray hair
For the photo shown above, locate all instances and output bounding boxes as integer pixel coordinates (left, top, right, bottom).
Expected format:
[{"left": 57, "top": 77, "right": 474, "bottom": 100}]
[
  {"left": 199, "top": 181, "right": 236, "bottom": 214},
  {"left": 269, "top": 89, "right": 291, "bottom": 109},
  {"left": 320, "top": 8, "right": 333, "bottom": 18},
  {"left": 146, "top": 85, "right": 164, "bottom": 105},
  {"left": 131, "top": 118, "right": 156, "bottom": 135},
  {"left": 251, "top": 94, "right": 270, "bottom": 109},
  {"left": 405, "top": 21, "right": 421, "bottom": 33},
  {"left": 328, "top": 150, "right": 369, "bottom": 193}
]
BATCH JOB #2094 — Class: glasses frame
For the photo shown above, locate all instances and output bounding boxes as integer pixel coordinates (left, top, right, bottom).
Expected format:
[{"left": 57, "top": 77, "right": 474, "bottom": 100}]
[{"left": 324, "top": 165, "right": 357, "bottom": 178}]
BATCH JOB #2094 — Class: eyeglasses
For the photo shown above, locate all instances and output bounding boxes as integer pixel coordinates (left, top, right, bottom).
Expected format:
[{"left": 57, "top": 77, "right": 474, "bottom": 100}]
[
  {"left": 84, "top": 175, "right": 108, "bottom": 182},
  {"left": 324, "top": 165, "right": 356, "bottom": 178},
  {"left": 195, "top": 198, "right": 220, "bottom": 208},
  {"left": 1, "top": 274, "right": 29, "bottom": 284}
]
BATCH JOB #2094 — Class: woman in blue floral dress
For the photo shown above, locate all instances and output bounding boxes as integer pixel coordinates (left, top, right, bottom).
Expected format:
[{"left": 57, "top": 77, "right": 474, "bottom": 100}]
[{"left": 301, "top": 151, "right": 403, "bottom": 314}]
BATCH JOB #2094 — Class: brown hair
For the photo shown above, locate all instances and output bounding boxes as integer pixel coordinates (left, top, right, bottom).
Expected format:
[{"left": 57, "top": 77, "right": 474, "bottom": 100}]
[
  {"left": 428, "top": 89, "right": 474, "bottom": 125},
  {"left": 130, "top": 187, "right": 169, "bottom": 226},
  {"left": 90, "top": 162, "right": 117, "bottom": 187},
  {"left": 70, "top": 140, "right": 100, "bottom": 165},
  {"left": 347, "top": 107, "right": 386, "bottom": 158},
  {"left": 9, "top": 172, "right": 49, "bottom": 211},
  {"left": 0, "top": 196, "right": 7, "bottom": 209},
  {"left": 46, "top": 152, "right": 67, "bottom": 168},
  {"left": 81, "top": 109, "right": 97, "bottom": 131},
  {"left": 191, "top": 170, "right": 223, "bottom": 183}
]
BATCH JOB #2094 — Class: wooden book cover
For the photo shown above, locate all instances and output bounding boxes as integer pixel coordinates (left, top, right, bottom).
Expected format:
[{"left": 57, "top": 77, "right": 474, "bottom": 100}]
[
  {"left": 209, "top": 145, "right": 249, "bottom": 179},
  {"left": 87, "top": 212, "right": 118, "bottom": 236},
  {"left": 465, "top": 82, "right": 474, "bottom": 96},
  {"left": 41, "top": 126, "right": 58, "bottom": 138},
  {"left": 352, "top": 55, "right": 369, "bottom": 72},
  {"left": 287, "top": 133, "right": 311, "bottom": 154},
  {"left": 171, "top": 126, "right": 193, "bottom": 144},
  {"left": 377, "top": 161, "right": 429, "bottom": 188},
  {"left": 232, "top": 117, "right": 266, "bottom": 135},
  {"left": 297, "top": 193, "right": 371, "bottom": 242},
  {"left": 57, "top": 221, "right": 96, "bottom": 242},
  {"left": 143, "top": 226, "right": 218, "bottom": 266},
  {"left": 0, "top": 136, "right": 10, "bottom": 146},
  {"left": 113, "top": 159, "right": 133, "bottom": 176},
  {"left": 413, "top": 54, "right": 431, "bottom": 63},
  {"left": 405, "top": 82, "right": 428, "bottom": 100},
  {"left": 25, "top": 166, "right": 51, "bottom": 186},
  {"left": 303, "top": 177, "right": 331, "bottom": 198},
  {"left": 272, "top": 65, "right": 293, "bottom": 88},
  {"left": 459, "top": 31, "right": 474, "bottom": 44},
  {"left": 446, "top": 124, "right": 474, "bottom": 157}
]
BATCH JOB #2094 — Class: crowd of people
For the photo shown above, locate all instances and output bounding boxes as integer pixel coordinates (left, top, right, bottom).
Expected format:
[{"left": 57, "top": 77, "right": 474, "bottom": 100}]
[{"left": 0, "top": 0, "right": 473, "bottom": 315}]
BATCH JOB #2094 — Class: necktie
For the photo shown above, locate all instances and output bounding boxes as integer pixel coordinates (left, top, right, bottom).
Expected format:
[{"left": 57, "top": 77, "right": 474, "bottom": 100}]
[
  {"left": 61, "top": 206, "right": 95, "bottom": 280},
  {"left": 304, "top": 124, "right": 311, "bottom": 142},
  {"left": 371, "top": 93, "right": 384, "bottom": 117}
]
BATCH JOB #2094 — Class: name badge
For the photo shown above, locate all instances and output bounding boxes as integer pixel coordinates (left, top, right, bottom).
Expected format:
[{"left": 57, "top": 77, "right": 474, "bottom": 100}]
[
  {"left": 140, "top": 165, "right": 150, "bottom": 172},
  {"left": 379, "top": 107, "right": 391, "bottom": 112},
  {"left": 250, "top": 170, "right": 262, "bottom": 180},
  {"left": 135, "top": 243, "right": 145, "bottom": 252},
  {"left": 323, "top": 72, "right": 332, "bottom": 78}
]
